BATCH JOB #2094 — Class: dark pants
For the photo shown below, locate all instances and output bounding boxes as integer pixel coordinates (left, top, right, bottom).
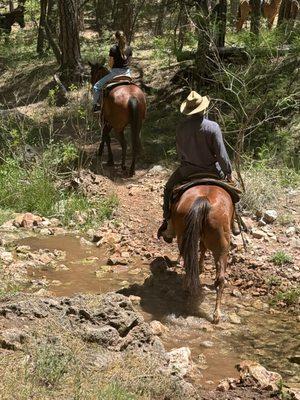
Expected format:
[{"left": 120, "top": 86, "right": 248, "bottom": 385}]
[{"left": 163, "top": 165, "right": 209, "bottom": 219}]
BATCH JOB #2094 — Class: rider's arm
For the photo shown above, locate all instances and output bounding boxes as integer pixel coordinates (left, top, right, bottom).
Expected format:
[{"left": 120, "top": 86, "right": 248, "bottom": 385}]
[{"left": 211, "top": 124, "right": 232, "bottom": 178}]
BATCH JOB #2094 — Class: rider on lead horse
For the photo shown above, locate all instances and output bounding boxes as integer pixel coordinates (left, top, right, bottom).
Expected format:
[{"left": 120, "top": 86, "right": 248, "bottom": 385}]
[
  {"left": 93, "top": 30, "right": 132, "bottom": 113},
  {"left": 157, "top": 91, "right": 241, "bottom": 242}
]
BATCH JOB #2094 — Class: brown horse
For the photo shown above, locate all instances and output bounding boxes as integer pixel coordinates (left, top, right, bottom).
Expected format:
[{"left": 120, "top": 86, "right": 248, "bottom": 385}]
[
  {"left": 236, "top": 0, "right": 281, "bottom": 31},
  {"left": 89, "top": 62, "right": 146, "bottom": 176},
  {"left": 0, "top": 6, "right": 25, "bottom": 35},
  {"left": 171, "top": 185, "right": 234, "bottom": 324}
]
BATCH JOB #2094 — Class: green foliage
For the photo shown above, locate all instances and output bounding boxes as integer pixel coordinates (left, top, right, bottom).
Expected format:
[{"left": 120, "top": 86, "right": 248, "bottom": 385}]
[
  {"left": 33, "top": 343, "right": 73, "bottom": 387},
  {"left": 271, "top": 251, "right": 293, "bottom": 266},
  {"left": 0, "top": 150, "right": 118, "bottom": 227},
  {"left": 270, "top": 288, "right": 300, "bottom": 307},
  {"left": 241, "top": 159, "right": 300, "bottom": 212},
  {"left": 60, "top": 193, "right": 118, "bottom": 227},
  {"left": 98, "top": 383, "right": 137, "bottom": 400},
  {"left": 0, "top": 282, "right": 22, "bottom": 299},
  {"left": 0, "top": 158, "right": 58, "bottom": 216}
]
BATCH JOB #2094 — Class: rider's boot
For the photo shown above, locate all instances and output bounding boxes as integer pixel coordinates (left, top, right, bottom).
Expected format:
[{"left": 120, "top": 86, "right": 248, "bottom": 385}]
[
  {"left": 232, "top": 219, "right": 241, "bottom": 236},
  {"left": 157, "top": 219, "right": 175, "bottom": 243}
]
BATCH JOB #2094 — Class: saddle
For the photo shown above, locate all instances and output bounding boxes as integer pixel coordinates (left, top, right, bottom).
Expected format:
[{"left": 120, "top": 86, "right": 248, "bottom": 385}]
[
  {"left": 171, "top": 174, "right": 242, "bottom": 204},
  {"left": 103, "top": 76, "right": 134, "bottom": 96}
]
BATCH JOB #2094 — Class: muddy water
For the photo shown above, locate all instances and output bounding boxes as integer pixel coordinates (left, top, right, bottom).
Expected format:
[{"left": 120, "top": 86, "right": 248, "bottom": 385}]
[{"left": 20, "top": 235, "right": 300, "bottom": 389}]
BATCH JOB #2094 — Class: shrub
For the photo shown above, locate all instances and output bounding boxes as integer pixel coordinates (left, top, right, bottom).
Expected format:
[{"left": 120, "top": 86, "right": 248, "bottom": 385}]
[
  {"left": 271, "top": 251, "right": 293, "bottom": 266},
  {"left": 270, "top": 288, "right": 300, "bottom": 307},
  {"left": 33, "top": 343, "right": 73, "bottom": 387}
]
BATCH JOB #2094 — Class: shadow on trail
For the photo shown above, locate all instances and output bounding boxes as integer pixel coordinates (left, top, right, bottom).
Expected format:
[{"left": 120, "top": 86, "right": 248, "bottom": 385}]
[{"left": 119, "top": 256, "right": 214, "bottom": 323}]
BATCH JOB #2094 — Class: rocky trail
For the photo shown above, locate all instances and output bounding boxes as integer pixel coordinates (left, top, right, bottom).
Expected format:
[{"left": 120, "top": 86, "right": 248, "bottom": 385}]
[{"left": 0, "top": 162, "right": 299, "bottom": 399}]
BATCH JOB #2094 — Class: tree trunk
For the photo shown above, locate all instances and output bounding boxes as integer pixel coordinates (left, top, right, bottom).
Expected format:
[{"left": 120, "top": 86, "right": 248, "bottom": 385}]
[
  {"left": 278, "top": 0, "right": 299, "bottom": 24},
  {"left": 214, "top": 0, "right": 227, "bottom": 47},
  {"left": 154, "top": 0, "right": 168, "bottom": 35},
  {"left": 229, "top": 0, "right": 239, "bottom": 25},
  {"left": 9, "top": 1, "right": 14, "bottom": 11},
  {"left": 250, "top": 0, "right": 260, "bottom": 34},
  {"left": 37, "top": 0, "right": 48, "bottom": 55},
  {"left": 113, "top": 0, "right": 133, "bottom": 40},
  {"left": 58, "top": 0, "right": 82, "bottom": 85},
  {"left": 194, "top": 0, "right": 211, "bottom": 82}
]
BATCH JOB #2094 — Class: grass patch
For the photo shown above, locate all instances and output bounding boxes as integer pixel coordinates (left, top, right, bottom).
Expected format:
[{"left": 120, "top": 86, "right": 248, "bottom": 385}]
[
  {"left": 32, "top": 343, "right": 73, "bottom": 388},
  {"left": 0, "top": 331, "right": 186, "bottom": 400},
  {"left": 271, "top": 251, "right": 293, "bottom": 266},
  {"left": 98, "top": 382, "right": 138, "bottom": 400},
  {"left": 0, "top": 152, "right": 118, "bottom": 229},
  {"left": 270, "top": 288, "right": 300, "bottom": 308},
  {"left": 60, "top": 193, "right": 118, "bottom": 227},
  {"left": 241, "top": 161, "right": 300, "bottom": 212}
]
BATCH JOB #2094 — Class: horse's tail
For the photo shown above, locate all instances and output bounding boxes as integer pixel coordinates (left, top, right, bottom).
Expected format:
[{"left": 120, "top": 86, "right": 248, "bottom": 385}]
[
  {"left": 180, "top": 196, "right": 211, "bottom": 296},
  {"left": 128, "top": 96, "right": 142, "bottom": 157}
]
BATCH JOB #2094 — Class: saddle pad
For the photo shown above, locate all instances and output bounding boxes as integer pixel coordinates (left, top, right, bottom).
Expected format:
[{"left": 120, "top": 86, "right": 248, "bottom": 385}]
[{"left": 171, "top": 178, "right": 242, "bottom": 204}]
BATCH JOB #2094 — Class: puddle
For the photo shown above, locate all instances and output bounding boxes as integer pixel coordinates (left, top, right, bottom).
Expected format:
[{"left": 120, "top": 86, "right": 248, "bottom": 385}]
[
  {"left": 19, "top": 235, "right": 300, "bottom": 389},
  {"left": 21, "top": 235, "right": 149, "bottom": 296}
]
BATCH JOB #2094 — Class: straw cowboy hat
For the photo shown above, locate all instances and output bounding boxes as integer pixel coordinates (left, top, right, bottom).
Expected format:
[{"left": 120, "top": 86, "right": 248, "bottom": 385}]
[{"left": 180, "top": 91, "right": 210, "bottom": 115}]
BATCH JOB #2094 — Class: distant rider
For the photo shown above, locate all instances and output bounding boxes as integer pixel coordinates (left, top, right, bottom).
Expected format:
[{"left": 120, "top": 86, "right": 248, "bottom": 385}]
[{"left": 93, "top": 30, "right": 132, "bottom": 113}]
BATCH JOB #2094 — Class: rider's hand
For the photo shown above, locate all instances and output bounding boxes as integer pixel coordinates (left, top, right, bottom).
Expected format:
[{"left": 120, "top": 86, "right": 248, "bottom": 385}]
[{"left": 226, "top": 174, "right": 233, "bottom": 182}]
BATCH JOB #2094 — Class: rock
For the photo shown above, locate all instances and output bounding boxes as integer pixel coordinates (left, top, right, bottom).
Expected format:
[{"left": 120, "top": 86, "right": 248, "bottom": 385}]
[
  {"left": 38, "top": 253, "right": 53, "bottom": 264},
  {"left": 288, "top": 355, "right": 300, "bottom": 365},
  {"left": 231, "top": 288, "right": 242, "bottom": 298},
  {"left": 200, "top": 340, "right": 214, "bottom": 348},
  {"left": 80, "top": 237, "right": 93, "bottom": 246},
  {"left": 128, "top": 295, "right": 141, "bottom": 305},
  {"left": 148, "top": 165, "right": 166, "bottom": 175},
  {"left": 107, "top": 256, "right": 128, "bottom": 266},
  {"left": 236, "top": 360, "right": 282, "bottom": 390},
  {"left": 251, "top": 229, "right": 267, "bottom": 239},
  {"left": 228, "top": 313, "right": 242, "bottom": 324},
  {"left": 258, "top": 219, "right": 267, "bottom": 227},
  {"left": 287, "top": 387, "right": 300, "bottom": 400},
  {"left": 40, "top": 228, "right": 53, "bottom": 235},
  {"left": 0, "top": 328, "right": 28, "bottom": 350},
  {"left": 150, "top": 320, "right": 168, "bottom": 336},
  {"left": 286, "top": 227, "right": 296, "bottom": 237},
  {"left": 50, "top": 218, "right": 61, "bottom": 227},
  {"left": 16, "top": 245, "right": 31, "bottom": 253},
  {"left": 83, "top": 325, "right": 120, "bottom": 348},
  {"left": 168, "top": 347, "right": 192, "bottom": 378},
  {"left": 87, "top": 229, "right": 102, "bottom": 243},
  {"left": 0, "top": 250, "right": 13, "bottom": 264},
  {"left": 14, "top": 213, "right": 43, "bottom": 228},
  {"left": 217, "top": 379, "right": 231, "bottom": 391},
  {"left": 263, "top": 210, "right": 278, "bottom": 224}
]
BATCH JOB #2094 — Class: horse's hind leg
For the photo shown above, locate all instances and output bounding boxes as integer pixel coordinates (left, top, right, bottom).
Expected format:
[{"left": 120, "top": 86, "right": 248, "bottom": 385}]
[
  {"left": 116, "top": 130, "right": 127, "bottom": 171},
  {"left": 99, "top": 124, "right": 113, "bottom": 166},
  {"left": 212, "top": 251, "right": 228, "bottom": 324}
]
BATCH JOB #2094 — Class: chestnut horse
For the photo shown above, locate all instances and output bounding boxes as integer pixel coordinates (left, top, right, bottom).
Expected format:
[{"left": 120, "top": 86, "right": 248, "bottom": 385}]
[
  {"left": 171, "top": 185, "right": 234, "bottom": 324},
  {"left": 0, "top": 6, "right": 25, "bottom": 35},
  {"left": 89, "top": 62, "right": 146, "bottom": 176}
]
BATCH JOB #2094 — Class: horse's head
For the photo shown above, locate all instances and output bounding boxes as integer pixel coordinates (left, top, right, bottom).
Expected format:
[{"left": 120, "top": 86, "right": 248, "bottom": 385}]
[
  {"left": 88, "top": 61, "right": 109, "bottom": 86},
  {"left": 14, "top": 6, "right": 25, "bottom": 28}
]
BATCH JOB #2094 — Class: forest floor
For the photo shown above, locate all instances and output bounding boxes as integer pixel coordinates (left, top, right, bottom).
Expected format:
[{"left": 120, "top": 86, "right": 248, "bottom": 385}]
[{"left": 0, "top": 28, "right": 300, "bottom": 399}]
